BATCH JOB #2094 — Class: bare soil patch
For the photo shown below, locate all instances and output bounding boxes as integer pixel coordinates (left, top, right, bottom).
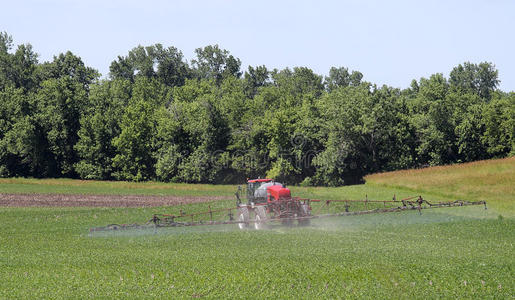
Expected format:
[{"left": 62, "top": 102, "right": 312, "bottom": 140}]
[{"left": 0, "top": 193, "right": 228, "bottom": 207}]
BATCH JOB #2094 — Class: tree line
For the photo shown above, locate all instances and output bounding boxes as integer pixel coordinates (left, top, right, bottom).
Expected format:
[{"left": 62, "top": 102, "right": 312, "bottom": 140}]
[{"left": 0, "top": 32, "right": 513, "bottom": 185}]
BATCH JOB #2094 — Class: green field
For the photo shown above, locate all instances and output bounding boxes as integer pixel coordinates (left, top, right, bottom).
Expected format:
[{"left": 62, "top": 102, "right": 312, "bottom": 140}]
[{"left": 1, "top": 158, "right": 514, "bottom": 298}]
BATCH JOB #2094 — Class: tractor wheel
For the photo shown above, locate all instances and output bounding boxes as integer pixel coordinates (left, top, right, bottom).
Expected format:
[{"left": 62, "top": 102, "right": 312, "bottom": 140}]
[
  {"left": 106, "top": 224, "right": 121, "bottom": 230},
  {"left": 298, "top": 204, "right": 311, "bottom": 226},
  {"left": 254, "top": 206, "right": 268, "bottom": 230},
  {"left": 237, "top": 207, "right": 250, "bottom": 230}
]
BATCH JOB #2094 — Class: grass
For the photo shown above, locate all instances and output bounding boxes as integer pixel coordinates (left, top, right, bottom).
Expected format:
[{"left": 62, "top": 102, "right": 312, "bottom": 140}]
[
  {"left": 0, "top": 178, "right": 236, "bottom": 197},
  {"left": 0, "top": 207, "right": 512, "bottom": 299},
  {"left": 0, "top": 157, "right": 514, "bottom": 299},
  {"left": 365, "top": 156, "right": 515, "bottom": 215}
]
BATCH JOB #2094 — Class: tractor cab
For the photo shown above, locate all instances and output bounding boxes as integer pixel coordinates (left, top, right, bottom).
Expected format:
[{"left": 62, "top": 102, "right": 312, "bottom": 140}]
[{"left": 243, "top": 178, "right": 291, "bottom": 204}]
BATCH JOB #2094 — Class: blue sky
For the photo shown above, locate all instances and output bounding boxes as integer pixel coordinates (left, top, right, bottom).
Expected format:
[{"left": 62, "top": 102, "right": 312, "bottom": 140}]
[{"left": 2, "top": 0, "right": 514, "bottom": 91}]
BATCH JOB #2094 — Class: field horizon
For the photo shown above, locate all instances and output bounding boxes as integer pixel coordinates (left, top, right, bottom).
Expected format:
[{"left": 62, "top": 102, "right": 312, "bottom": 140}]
[{"left": 1, "top": 156, "right": 513, "bottom": 213}]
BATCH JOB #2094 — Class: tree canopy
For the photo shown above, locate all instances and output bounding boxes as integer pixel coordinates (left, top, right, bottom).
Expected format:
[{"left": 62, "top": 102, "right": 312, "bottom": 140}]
[{"left": 0, "top": 32, "right": 513, "bottom": 184}]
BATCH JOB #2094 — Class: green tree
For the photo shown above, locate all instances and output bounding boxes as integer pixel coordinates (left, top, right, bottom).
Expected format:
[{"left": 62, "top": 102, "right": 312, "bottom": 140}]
[
  {"left": 191, "top": 45, "right": 241, "bottom": 84},
  {"left": 0, "top": 32, "right": 39, "bottom": 92},
  {"left": 35, "top": 77, "right": 89, "bottom": 176},
  {"left": 111, "top": 77, "right": 172, "bottom": 181},
  {"left": 313, "top": 84, "right": 416, "bottom": 185},
  {"left": 449, "top": 92, "right": 488, "bottom": 162},
  {"left": 0, "top": 87, "right": 40, "bottom": 176},
  {"left": 449, "top": 62, "right": 499, "bottom": 100},
  {"left": 112, "top": 99, "right": 157, "bottom": 181},
  {"left": 313, "top": 85, "right": 371, "bottom": 185},
  {"left": 272, "top": 67, "right": 324, "bottom": 100},
  {"left": 243, "top": 65, "right": 270, "bottom": 98},
  {"left": 325, "top": 66, "right": 363, "bottom": 92},
  {"left": 156, "top": 78, "right": 231, "bottom": 183},
  {"left": 418, "top": 73, "right": 448, "bottom": 101},
  {"left": 482, "top": 93, "right": 515, "bottom": 156},
  {"left": 1, "top": 32, "right": 514, "bottom": 185},
  {"left": 37, "top": 51, "right": 98, "bottom": 87},
  {"left": 109, "top": 44, "right": 191, "bottom": 87},
  {"left": 74, "top": 79, "right": 132, "bottom": 179},
  {"left": 153, "top": 106, "right": 185, "bottom": 182}
]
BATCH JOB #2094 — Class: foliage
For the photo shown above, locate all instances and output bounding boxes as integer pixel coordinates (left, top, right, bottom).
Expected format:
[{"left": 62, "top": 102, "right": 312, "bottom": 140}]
[
  {"left": 110, "top": 78, "right": 169, "bottom": 181},
  {"left": 449, "top": 62, "right": 500, "bottom": 100},
  {"left": 74, "top": 79, "right": 132, "bottom": 179},
  {"left": 191, "top": 44, "right": 241, "bottom": 84},
  {"left": 109, "top": 44, "right": 191, "bottom": 87},
  {"left": 482, "top": 93, "right": 515, "bottom": 156},
  {"left": 0, "top": 31, "right": 513, "bottom": 184}
]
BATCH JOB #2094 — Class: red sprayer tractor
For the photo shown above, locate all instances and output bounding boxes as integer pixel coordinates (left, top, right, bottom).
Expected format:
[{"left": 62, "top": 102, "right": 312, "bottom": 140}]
[
  {"left": 90, "top": 178, "right": 487, "bottom": 232},
  {"left": 235, "top": 179, "right": 311, "bottom": 229}
]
